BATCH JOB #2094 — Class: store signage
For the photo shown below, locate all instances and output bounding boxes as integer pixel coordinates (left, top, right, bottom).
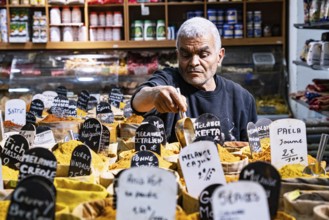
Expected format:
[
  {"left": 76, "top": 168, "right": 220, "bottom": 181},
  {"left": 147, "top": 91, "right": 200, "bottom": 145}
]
[
  {"left": 256, "top": 118, "right": 272, "bottom": 139},
  {"left": 131, "top": 151, "right": 159, "bottom": 167},
  {"left": 135, "top": 123, "right": 161, "bottom": 155},
  {"left": 199, "top": 183, "right": 222, "bottom": 220},
  {"left": 99, "top": 125, "right": 110, "bottom": 154},
  {"left": 96, "top": 102, "right": 114, "bottom": 123},
  {"left": 179, "top": 140, "right": 226, "bottom": 198},
  {"left": 77, "top": 90, "right": 90, "bottom": 111},
  {"left": 212, "top": 181, "right": 270, "bottom": 220},
  {"left": 109, "top": 88, "right": 123, "bottom": 108},
  {"left": 247, "top": 122, "right": 261, "bottom": 154},
  {"left": 79, "top": 118, "right": 102, "bottom": 153},
  {"left": 116, "top": 167, "right": 177, "bottom": 220},
  {"left": 87, "top": 96, "right": 98, "bottom": 111},
  {"left": 194, "top": 113, "right": 222, "bottom": 144},
  {"left": 56, "top": 86, "right": 67, "bottom": 97},
  {"left": 19, "top": 123, "right": 36, "bottom": 147},
  {"left": 5, "top": 99, "right": 26, "bottom": 126},
  {"left": 270, "top": 119, "right": 308, "bottom": 169},
  {"left": 42, "top": 91, "right": 58, "bottom": 109},
  {"left": 26, "top": 112, "right": 36, "bottom": 125},
  {"left": 68, "top": 144, "right": 92, "bottom": 177},
  {"left": 239, "top": 161, "right": 281, "bottom": 218},
  {"left": 18, "top": 147, "right": 57, "bottom": 182},
  {"left": 123, "top": 102, "right": 133, "bottom": 118},
  {"left": 34, "top": 126, "right": 56, "bottom": 146},
  {"left": 142, "top": 116, "right": 167, "bottom": 145},
  {"left": 67, "top": 100, "right": 77, "bottom": 117},
  {"left": 6, "top": 176, "right": 56, "bottom": 220},
  {"left": 1, "top": 134, "right": 29, "bottom": 169},
  {"left": 52, "top": 95, "right": 69, "bottom": 117},
  {"left": 30, "top": 99, "right": 44, "bottom": 118}
]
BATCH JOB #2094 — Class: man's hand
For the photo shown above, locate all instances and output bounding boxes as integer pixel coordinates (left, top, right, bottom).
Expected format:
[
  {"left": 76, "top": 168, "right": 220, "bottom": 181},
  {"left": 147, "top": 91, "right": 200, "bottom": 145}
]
[{"left": 132, "top": 86, "right": 187, "bottom": 113}]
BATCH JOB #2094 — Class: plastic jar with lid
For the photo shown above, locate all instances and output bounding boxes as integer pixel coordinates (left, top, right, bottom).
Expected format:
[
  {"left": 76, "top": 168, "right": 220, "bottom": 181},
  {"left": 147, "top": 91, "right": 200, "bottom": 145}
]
[
  {"left": 223, "top": 23, "right": 233, "bottom": 39},
  {"left": 253, "top": 11, "right": 262, "bottom": 23},
  {"left": 50, "top": 27, "right": 60, "bottom": 41},
  {"left": 207, "top": 9, "right": 217, "bottom": 23},
  {"left": 112, "top": 27, "right": 121, "bottom": 41},
  {"left": 113, "top": 11, "right": 122, "bottom": 26},
  {"left": 71, "top": 7, "right": 81, "bottom": 23},
  {"left": 63, "top": 26, "right": 73, "bottom": 42},
  {"left": 226, "top": 9, "right": 237, "bottom": 24},
  {"left": 62, "top": 7, "right": 71, "bottom": 24},
  {"left": 50, "top": 7, "right": 61, "bottom": 24},
  {"left": 247, "top": 22, "right": 253, "bottom": 38},
  {"left": 89, "top": 12, "right": 98, "bottom": 26},
  {"left": 96, "top": 28, "right": 104, "bottom": 41},
  {"left": 234, "top": 23, "right": 243, "bottom": 38},
  {"left": 254, "top": 23, "right": 262, "bottom": 37},
  {"left": 156, "top": 19, "right": 166, "bottom": 40},
  {"left": 99, "top": 12, "right": 106, "bottom": 26},
  {"left": 105, "top": 27, "right": 112, "bottom": 41},
  {"left": 144, "top": 20, "right": 156, "bottom": 41},
  {"left": 217, "top": 10, "right": 224, "bottom": 24},
  {"left": 89, "top": 28, "right": 96, "bottom": 41},
  {"left": 131, "top": 20, "right": 143, "bottom": 41},
  {"left": 106, "top": 12, "right": 113, "bottom": 26}
]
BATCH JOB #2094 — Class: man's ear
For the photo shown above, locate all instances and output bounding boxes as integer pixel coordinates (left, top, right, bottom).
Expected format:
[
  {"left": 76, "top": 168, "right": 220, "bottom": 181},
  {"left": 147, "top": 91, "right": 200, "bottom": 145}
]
[{"left": 218, "top": 47, "right": 225, "bottom": 64}]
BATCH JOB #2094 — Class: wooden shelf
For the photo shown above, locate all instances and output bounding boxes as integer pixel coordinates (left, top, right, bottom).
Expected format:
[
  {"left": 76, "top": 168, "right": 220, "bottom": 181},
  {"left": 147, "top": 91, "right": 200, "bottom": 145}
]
[{"left": 293, "top": 60, "right": 329, "bottom": 71}]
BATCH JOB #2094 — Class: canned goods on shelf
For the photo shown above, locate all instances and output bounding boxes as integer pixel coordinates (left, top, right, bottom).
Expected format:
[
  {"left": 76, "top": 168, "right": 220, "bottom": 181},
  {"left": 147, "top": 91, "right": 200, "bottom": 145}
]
[
  {"left": 226, "top": 9, "right": 237, "bottom": 24},
  {"left": 216, "top": 23, "right": 223, "bottom": 36},
  {"left": 194, "top": 10, "right": 203, "bottom": 17},
  {"left": 112, "top": 27, "right": 121, "bottom": 41},
  {"left": 234, "top": 23, "right": 243, "bottom": 38},
  {"left": 223, "top": 23, "right": 234, "bottom": 39},
  {"left": 78, "top": 26, "right": 87, "bottom": 41},
  {"left": 186, "top": 11, "right": 195, "bottom": 19},
  {"left": 247, "top": 11, "right": 253, "bottom": 22},
  {"left": 254, "top": 11, "right": 262, "bottom": 23},
  {"left": 207, "top": 9, "right": 217, "bottom": 22},
  {"left": 131, "top": 20, "right": 143, "bottom": 41},
  {"left": 217, "top": 9, "right": 224, "bottom": 24},
  {"left": 254, "top": 23, "right": 262, "bottom": 37}
]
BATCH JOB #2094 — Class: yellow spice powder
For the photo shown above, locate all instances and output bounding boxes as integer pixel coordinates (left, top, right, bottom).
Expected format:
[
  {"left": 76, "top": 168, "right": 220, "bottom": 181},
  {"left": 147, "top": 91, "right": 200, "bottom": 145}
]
[
  {"left": 53, "top": 140, "right": 106, "bottom": 172},
  {"left": 279, "top": 164, "right": 312, "bottom": 178},
  {"left": 0, "top": 200, "right": 10, "bottom": 220},
  {"left": 2, "top": 166, "right": 19, "bottom": 180},
  {"left": 217, "top": 145, "right": 240, "bottom": 163}
]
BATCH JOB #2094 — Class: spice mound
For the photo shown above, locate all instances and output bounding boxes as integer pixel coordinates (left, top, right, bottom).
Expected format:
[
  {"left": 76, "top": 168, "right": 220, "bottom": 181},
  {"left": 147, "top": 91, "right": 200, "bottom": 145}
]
[
  {"left": 278, "top": 164, "right": 328, "bottom": 179},
  {"left": 41, "top": 114, "right": 77, "bottom": 122},
  {"left": 125, "top": 114, "right": 144, "bottom": 123},
  {"left": 2, "top": 165, "right": 19, "bottom": 180},
  {"left": 217, "top": 145, "right": 240, "bottom": 163}
]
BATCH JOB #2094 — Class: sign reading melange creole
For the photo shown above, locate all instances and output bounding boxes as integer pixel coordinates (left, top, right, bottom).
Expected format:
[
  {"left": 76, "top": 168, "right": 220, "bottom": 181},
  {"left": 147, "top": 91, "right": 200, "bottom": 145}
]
[
  {"left": 68, "top": 144, "right": 92, "bottom": 177},
  {"left": 134, "top": 123, "right": 162, "bottom": 155},
  {"left": 269, "top": 118, "right": 308, "bottom": 169},
  {"left": 2, "top": 134, "right": 29, "bottom": 169},
  {"left": 116, "top": 167, "right": 177, "bottom": 220},
  {"left": 51, "top": 95, "right": 69, "bottom": 117},
  {"left": 179, "top": 140, "right": 226, "bottom": 198},
  {"left": 18, "top": 147, "right": 57, "bottom": 182}
]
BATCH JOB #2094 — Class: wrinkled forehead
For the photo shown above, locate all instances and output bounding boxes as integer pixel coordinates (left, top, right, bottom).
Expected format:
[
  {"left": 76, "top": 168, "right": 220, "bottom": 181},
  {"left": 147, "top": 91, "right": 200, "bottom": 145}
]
[{"left": 177, "top": 35, "right": 216, "bottom": 52}]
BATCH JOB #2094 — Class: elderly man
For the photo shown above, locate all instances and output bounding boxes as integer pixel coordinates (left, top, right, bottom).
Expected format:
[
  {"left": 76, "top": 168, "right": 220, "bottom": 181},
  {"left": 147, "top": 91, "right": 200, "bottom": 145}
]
[{"left": 131, "top": 17, "right": 257, "bottom": 143}]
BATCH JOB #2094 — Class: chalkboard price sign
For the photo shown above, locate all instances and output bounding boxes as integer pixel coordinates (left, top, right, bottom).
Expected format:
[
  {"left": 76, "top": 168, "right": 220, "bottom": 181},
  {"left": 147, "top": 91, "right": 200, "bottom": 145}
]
[
  {"left": 67, "top": 100, "right": 77, "bottom": 117},
  {"left": 52, "top": 95, "right": 69, "bottom": 117},
  {"left": 96, "top": 102, "right": 114, "bottom": 123},
  {"left": 99, "top": 125, "right": 110, "bottom": 154},
  {"left": 56, "top": 86, "right": 68, "bottom": 97},
  {"left": 79, "top": 118, "right": 102, "bottom": 153},
  {"left": 26, "top": 112, "right": 36, "bottom": 125},
  {"left": 142, "top": 116, "right": 167, "bottom": 145},
  {"left": 135, "top": 123, "right": 162, "bottom": 155},
  {"left": 199, "top": 184, "right": 222, "bottom": 220},
  {"left": 18, "top": 147, "right": 57, "bottom": 182},
  {"left": 123, "top": 102, "right": 133, "bottom": 119},
  {"left": 77, "top": 90, "right": 90, "bottom": 111},
  {"left": 87, "top": 96, "right": 98, "bottom": 111},
  {"left": 109, "top": 88, "right": 123, "bottom": 108},
  {"left": 247, "top": 122, "right": 261, "bottom": 154},
  {"left": 29, "top": 99, "right": 44, "bottom": 118},
  {"left": 256, "top": 118, "right": 272, "bottom": 140},
  {"left": 194, "top": 113, "right": 221, "bottom": 144},
  {"left": 131, "top": 151, "right": 159, "bottom": 167},
  {"left": 68, "top": 144, "right": 92, "bottom": 177},
  {"left": 239, "top": 161, "right": 281, "bottom": 218},
  {"left": 1, "top": 134, "right": 29, "bottom": 169},
  {"left": 6, "top": 176, "right": 56, "bottom": 220}
]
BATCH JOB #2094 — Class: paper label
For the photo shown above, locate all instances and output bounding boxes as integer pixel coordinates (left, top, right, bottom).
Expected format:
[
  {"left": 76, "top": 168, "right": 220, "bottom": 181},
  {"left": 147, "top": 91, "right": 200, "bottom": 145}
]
[
  {"left": 34, "top": 128, "right": 56, "bottom": 146},
  {"left": 179, "top": 140, "right": 226, "bottom": 198},
  {"left": 116, "top": 167, "right": 177, "bottom": 220},
  {"left": 5, "top": 99, "right": 26, "bottom": 126},
  {"left": 270, "top": 119, "right": 308, "bottom": 169}
]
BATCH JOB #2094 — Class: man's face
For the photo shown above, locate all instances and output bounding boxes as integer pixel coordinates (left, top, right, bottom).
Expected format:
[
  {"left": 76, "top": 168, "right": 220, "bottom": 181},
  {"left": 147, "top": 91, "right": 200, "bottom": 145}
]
[{"left": 177, "top": 34, "right": 225, "bottom": 91}]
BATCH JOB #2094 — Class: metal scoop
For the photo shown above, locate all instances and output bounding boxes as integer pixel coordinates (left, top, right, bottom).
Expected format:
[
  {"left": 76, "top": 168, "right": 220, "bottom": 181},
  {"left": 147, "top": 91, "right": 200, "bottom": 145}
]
[
  {"left": 303, "top": 133, "right": 329, "bottom": 176},
  {"left": 174, "top": 88, "right": 195, "bottom": 148}
]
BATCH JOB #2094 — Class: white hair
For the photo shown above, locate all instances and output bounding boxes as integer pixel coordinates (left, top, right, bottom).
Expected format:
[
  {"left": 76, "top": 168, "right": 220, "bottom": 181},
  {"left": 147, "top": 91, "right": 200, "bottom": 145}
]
[{"left": 176, "top": 17, "right": 222, "bottom": 52}]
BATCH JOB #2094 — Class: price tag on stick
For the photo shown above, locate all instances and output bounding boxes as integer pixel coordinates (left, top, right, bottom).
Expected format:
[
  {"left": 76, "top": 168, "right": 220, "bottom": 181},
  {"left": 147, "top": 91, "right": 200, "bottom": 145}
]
[{"left": 270, "top": 119, "right": 308, "bottom": 169}]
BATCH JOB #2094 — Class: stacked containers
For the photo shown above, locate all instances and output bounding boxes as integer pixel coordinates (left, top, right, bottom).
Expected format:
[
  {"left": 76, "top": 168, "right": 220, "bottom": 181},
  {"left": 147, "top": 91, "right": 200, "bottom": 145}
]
[
  {"left": 131, "top": 19, "right": 164, "bottom": 41},
  {"left": 89, "top": 11, "right": 122, "bottom": 41},
  {"left": 0, "top": 9, "right": 7, "bottom": 42},
  {"left": 247, "top": 10, "right": 262, "bottom": 38}
]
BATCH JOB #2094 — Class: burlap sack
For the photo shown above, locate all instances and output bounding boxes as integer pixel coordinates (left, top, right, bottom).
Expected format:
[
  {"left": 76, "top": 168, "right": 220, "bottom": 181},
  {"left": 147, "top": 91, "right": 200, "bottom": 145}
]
[
  {"left": 280, "top": 178, "right": 329, "bottom": 211},
  {"left": 221, "top": 154, "right": 249, "bottom": 175},
  {"left": 313, "top": 204, "right": 329, "bottom": 220},
  {"left": 283, "top": 190, "right": 329, "bottom": 220},
  {"left": 119, "top": 123, "right": 140, "bottom": 140},
  {"left": 38, "top": 120, "right": 82, "bottom": 142}
]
